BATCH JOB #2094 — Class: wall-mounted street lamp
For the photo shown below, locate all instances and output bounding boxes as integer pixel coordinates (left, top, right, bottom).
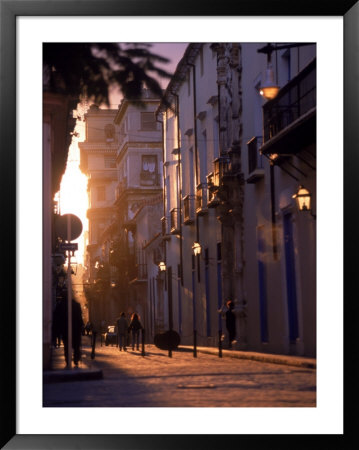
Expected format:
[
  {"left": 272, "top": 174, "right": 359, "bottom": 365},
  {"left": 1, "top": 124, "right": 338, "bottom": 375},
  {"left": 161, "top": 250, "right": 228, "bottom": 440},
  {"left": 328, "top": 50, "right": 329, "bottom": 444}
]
[
  {"left": 259, "top": 56, "right": 279, "bottom": 100},
  {"left": 292, "top": 185, "right": 316, "bottom": 218},
  {"left": 257, "top": 42, "right": 313, "bottom": 101},
  {"left": 292, "top": 185, "right": 311, "bottom": 211},
  {"left": 159, "top": 261, "right": 167, "bottom": 272},
  {"left": 192, "top": 242, "right": 201, "bottom": 256}
]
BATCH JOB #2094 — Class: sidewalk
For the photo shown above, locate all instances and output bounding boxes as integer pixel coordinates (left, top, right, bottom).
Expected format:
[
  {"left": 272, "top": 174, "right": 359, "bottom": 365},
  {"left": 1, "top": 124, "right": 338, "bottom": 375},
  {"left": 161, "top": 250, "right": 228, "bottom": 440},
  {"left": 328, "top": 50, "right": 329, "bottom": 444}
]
[
  {"left": 178, "top": 345, "right": 316, "bottom": 369},
  {"left": 43, "top": 339, "right": 315, "bottom": 384},
  {"left": 43, "top": 342, "right": 103, "bottom": 383}
]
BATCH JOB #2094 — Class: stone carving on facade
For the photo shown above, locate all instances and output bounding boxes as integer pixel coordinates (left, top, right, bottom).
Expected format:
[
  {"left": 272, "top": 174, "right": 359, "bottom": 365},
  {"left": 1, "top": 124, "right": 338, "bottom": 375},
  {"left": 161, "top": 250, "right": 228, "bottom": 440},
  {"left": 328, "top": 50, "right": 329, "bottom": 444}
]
[{"left": 212, "top": 43, "right": 247, "bottom": 348}]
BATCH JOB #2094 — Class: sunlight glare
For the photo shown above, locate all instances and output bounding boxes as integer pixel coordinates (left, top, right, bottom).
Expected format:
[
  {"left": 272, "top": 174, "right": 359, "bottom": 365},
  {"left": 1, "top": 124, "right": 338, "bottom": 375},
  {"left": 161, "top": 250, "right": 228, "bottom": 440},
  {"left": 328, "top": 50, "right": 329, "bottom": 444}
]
[{"left": 58, "top": 117, "right": 88, "bottom": 265}]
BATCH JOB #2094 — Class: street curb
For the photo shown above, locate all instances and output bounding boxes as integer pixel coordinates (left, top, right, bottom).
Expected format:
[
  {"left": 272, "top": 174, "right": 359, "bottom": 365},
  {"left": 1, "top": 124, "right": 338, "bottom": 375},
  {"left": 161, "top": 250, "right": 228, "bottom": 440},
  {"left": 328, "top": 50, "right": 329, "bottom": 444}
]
[
  {"left": 178, "top": 346, "right": 316, "bottom": 369},
  {"left": 43, "top": 368, "right": 103, "bottom": 383}
]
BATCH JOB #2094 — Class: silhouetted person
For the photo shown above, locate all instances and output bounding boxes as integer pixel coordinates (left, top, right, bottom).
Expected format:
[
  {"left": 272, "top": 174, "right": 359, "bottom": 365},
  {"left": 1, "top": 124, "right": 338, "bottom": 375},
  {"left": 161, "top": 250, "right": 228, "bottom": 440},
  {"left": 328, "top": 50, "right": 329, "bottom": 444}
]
[
  {"left": 116, "top": 312, "right": 129, "bottom": 351},
  {"left": 55, "top": 293, "right": 84, "bottom": 367},
  {"left": 128, "top": 313, "right": 143, "bottom": 351},
  {"left": 225, "top": 300, "right": 236, "bottom": 349}
]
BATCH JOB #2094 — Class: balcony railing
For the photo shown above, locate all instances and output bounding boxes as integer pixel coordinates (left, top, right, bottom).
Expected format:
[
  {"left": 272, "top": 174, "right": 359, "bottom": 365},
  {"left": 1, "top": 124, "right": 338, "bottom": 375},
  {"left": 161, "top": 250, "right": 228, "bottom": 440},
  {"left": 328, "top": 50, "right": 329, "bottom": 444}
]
[
  {"left": 140, "top": 171, "right": 160, "bottom": 186},
  {"left": 115, "top": 177, "right": 128, "bottom": 200},
  {"left": 213, "top": 156, "right": 230, "bottom": 187},
  {"left": 170, "top": 208, "right": 180, "bottom": 234},
  {"left": 183, "top": 195, "right": 195, "bottom": 224},
  {"left": 134, "top": 263, "right": 148, "bottom": 281},
  {"left": 161, "top": 216, "right": 171, "bottom": 239},
  {"left": 196, "top": 183, "right": 208, "bottom": 215},
  {"left": 262, "top": 59, "right": 316, "bottom": 144}
]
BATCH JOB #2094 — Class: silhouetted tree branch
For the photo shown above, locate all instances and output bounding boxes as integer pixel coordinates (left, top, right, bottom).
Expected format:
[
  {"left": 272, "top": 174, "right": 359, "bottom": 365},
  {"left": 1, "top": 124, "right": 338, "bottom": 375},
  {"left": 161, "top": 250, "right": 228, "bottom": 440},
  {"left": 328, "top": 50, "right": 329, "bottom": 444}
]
[{"left": 43, "top": 42, "right": 172, "bottom": 105}]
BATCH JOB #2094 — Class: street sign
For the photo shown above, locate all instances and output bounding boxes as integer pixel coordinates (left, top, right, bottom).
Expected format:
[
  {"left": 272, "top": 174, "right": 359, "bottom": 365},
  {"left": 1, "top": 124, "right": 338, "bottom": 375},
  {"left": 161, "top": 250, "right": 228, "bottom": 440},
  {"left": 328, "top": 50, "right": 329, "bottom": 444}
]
[
  {"left": 59, "top": 242, "right": 78, "bottom": 252},
  {"left": 55, "top": 213, "right": 83, "bottom": 241}
]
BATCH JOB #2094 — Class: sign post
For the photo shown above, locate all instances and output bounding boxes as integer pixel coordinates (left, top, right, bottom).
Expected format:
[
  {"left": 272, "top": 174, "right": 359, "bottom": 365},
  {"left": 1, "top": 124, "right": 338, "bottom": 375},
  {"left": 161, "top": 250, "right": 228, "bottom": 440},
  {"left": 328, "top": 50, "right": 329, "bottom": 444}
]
[
  {"left": 56, "top": 213, "right": 83, "bottom": 370},
  {"left": 67, "top": 215, "right": 72, "bottom": 369}
]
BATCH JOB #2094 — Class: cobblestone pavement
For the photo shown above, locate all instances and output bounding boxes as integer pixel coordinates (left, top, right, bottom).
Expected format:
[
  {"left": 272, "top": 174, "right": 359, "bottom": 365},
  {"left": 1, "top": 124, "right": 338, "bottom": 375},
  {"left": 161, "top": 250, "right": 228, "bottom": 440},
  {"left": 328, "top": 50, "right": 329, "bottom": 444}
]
[{"left": 43, "top": 338, "right": 316, "bottom": 408}]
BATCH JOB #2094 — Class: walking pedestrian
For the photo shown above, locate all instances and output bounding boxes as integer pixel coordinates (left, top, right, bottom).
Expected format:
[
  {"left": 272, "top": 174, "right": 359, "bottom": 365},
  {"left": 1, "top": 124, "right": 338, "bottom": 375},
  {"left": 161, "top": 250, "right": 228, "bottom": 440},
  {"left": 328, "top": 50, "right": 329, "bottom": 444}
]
[
  {"left": 225, "top": 300, "right": 236, "bottom": 349},
  {"left": 116, "top": 312, "right": 128, "bottom": 351},
  {"left": 128, "top": 313, "right": 143, "bottom": 351}
]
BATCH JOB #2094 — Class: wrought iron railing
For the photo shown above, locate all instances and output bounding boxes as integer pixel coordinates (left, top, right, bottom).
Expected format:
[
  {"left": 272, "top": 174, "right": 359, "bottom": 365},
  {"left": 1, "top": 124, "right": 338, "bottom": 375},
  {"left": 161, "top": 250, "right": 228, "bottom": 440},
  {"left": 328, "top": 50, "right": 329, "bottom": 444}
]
[
  {"left": 196, "top": 183, "right": 208, "bottom": 215},
  {"left": 263, "top": 59, "right": 316, "bottom": 143},
  {"left": 183, "top": 195, "right": 195, "bottom": 224},
  {"left": 170, "top": 208, "right": 180, "bottom": 234}
]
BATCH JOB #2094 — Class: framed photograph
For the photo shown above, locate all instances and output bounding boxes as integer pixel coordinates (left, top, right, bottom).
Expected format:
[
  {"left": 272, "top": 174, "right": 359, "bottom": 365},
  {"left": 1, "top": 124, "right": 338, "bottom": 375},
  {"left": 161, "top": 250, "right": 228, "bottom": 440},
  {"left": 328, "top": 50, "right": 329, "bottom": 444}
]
[{"left": 1, "top": 0, "right": 356, "bottom": 448}]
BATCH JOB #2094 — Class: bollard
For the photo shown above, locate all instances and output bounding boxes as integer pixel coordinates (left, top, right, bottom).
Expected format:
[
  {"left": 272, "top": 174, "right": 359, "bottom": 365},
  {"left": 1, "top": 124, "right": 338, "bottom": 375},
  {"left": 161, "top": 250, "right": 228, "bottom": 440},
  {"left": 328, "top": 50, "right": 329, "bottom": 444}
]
[
  {"left": 141, "top": 328, "right": 145, "bottom": 357},
  {"left": 91, "top": 331, "right": 97, "bottom": 359},
  {"left": 193, "top": 329, "right": 197, "bottom": 358},
  {"left": 218, "top": 330, "right": 223, "bottom": 358}
]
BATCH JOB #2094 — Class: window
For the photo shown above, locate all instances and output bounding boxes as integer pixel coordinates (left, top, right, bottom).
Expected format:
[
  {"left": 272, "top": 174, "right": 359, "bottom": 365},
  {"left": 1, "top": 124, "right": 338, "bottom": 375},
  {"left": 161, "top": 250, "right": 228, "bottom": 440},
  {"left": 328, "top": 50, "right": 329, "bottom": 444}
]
[
  {"left": 104, "top": 124, "right": 115, "bottom": 142},
  {"left": 140, "top": 112, "right": 157, "bottom": 131},
  {"left": 97, "top": 186, "right": 106, "bottom": 201},
  {"left": 142, "top": 155, "right": 157, "bottom": 173},
  {"left": 104, "top": 156, "right": 116, "bottom": 168},
  {"left": 140, "top": 155, "right": 158, "bottom": 185}
]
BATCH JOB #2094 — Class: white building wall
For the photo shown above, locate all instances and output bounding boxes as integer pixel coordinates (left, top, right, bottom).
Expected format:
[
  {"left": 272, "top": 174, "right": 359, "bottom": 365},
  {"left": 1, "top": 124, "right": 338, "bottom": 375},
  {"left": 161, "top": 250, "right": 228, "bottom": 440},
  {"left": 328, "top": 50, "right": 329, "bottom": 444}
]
[{"left": 159, "top": 42, "right": 316, "bottom": 356}]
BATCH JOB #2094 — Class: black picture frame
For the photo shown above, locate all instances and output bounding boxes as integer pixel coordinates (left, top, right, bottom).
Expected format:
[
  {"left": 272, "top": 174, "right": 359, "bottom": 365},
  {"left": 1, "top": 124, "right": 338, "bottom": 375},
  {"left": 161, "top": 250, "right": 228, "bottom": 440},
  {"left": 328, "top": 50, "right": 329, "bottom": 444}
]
[{"left": 1, "top": 0, "right": 356, "bottom": 448}]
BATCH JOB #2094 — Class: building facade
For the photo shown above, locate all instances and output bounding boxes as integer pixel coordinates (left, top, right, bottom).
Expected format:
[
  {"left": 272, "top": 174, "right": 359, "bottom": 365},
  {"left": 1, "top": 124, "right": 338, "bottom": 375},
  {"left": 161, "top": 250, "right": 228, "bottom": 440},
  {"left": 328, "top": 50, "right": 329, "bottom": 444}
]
[
  {"left": 156, "top": 42, "right": 316, "bottom": 356},
  {"left": 112, "top": 91, "right": 163, "bottom": 330},
  {"left": 79, "top": 105, "right": 119, "bottom": 330},
  {"left": 79, "top": 92, "right": 163, "bottom": 331},
  {"left": 43, "top": 88, "right": 77, "bottom": 369}
]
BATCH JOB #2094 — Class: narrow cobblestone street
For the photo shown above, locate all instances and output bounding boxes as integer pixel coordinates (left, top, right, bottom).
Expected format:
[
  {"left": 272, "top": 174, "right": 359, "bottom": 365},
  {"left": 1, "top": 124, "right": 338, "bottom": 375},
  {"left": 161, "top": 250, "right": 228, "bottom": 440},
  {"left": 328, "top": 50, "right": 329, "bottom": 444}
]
[{"left": 43, "top": 337, "right": 316, "bottom": 408}]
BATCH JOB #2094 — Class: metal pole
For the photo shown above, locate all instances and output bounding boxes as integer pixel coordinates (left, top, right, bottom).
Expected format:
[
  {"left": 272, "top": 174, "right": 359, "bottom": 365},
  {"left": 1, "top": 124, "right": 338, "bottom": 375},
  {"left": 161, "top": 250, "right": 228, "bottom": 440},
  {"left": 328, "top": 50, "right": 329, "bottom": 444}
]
[
  {"left": 66, "top": 215, "right": 72, "bottom": 369},
  {"left": 193, "top": 329, "right": 197, "bottom": 358},
  {"left": 91, "top": 331, "right": 96, "bottom": 359},
  {"left": 168, "top": 267, "right": 173, "bottom": 358},
  {"left": 141, "top": 328, "right": 145, "bottom": 357},
  {"left": 218, "top": 330, "right": 223, "bottom": 358}
]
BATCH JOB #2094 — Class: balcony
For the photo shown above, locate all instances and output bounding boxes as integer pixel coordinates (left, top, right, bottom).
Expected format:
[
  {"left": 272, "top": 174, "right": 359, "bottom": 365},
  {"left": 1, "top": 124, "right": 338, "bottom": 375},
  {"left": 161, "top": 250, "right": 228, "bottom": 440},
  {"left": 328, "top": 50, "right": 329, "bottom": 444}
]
[
  {"left": 213, "top": 156, "right": 230, "bottom": 187},
  {"left": 207, "top": 173, "right": 220, "bottom": 208},
  {"left": 196, "top": 183, "right": 208, "bottom": 216},
  {"left": 129, "top": 263, "right": 148, "bottom": 284},
  {"left": 170, "top": 208, "right": 180, "bottom": 235},
  {"left": 140, "top": 171, "right": 160, "bottom": 186},
  {"left": 246, "top": 136, "right": 264, "bottom": 184},
  {"left": 261, "top": 59, "right": 316, "bottom": 156},
  {"left": 183, "top": 195, "right": 195, "bottom": 225},
  {"left": 115, "top": 177, "right": 128, "bottom": 200},
  {"left": 161, "top": 216, "right": 171, "bottom": 240}
]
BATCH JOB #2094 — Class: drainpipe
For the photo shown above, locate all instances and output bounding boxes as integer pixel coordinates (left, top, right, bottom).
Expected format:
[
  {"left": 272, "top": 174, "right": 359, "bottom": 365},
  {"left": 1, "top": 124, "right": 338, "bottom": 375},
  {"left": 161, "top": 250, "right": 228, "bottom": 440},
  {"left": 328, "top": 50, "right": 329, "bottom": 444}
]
[
  {"left": 188, "top": 62, "right": 200, "bottom": 282},
  {"left": 156, "top": 113, "right": 167, "bottom": 281},
  {"left": 171, "top": 92, "right": 184, "bottom": 285},
  {"left": 270, "top": 164, "right": 278, "bottom": 260}
]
